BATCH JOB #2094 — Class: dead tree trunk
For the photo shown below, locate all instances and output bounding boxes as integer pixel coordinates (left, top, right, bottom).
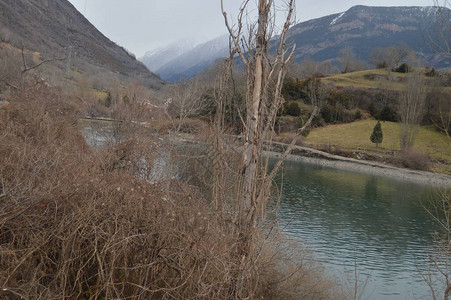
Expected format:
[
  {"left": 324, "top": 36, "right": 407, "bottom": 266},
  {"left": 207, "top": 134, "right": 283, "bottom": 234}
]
[
  {"left": 399, "top": 72, "right": 427, "bottom": 150},
  {"left": 240, "top": 0, "right": 269, "bottom": 241},
  {"left": 219, "top": 0, "right": 323, "bottom": 297}
]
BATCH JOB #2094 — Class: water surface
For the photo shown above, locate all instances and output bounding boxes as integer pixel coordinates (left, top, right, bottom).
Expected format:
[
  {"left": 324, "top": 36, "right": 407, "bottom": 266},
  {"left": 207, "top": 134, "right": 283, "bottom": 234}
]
[
  {"left": 273, "top": 157, "right": 443, "bottom": 299},
  {"left": 80, "top": 121, "right": 444, "bottom": 299}
]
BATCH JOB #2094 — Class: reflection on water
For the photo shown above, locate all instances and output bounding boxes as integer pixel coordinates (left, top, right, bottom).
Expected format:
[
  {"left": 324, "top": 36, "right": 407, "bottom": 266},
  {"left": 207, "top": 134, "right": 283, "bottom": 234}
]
[
  {"left": 80, "top": 120, "right": 175, "bottom": 182},
  {"left": 80, "top": 121, "right": 444, "bottom": 298},
  {"left": 80, "top": 120, "right": 116, "bottom": 147},
  {"left": 272, "top": 157, "right": 442, "bottom": 299}
]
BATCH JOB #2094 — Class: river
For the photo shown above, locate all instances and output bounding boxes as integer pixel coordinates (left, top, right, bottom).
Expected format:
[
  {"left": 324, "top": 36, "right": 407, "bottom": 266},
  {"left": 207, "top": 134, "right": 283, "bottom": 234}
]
[
  {"left": 80, "top": 121, "right": 446, "bottom": 299},
  {"left": 272, "top": 157, "right": 446, "bottom": 299}
]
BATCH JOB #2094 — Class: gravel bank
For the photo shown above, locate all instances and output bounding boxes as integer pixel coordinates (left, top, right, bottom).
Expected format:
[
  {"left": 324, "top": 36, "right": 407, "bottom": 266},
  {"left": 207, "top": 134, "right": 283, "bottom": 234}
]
[{"left": 267, "top": 143, "right": 451, "bottom": 187}]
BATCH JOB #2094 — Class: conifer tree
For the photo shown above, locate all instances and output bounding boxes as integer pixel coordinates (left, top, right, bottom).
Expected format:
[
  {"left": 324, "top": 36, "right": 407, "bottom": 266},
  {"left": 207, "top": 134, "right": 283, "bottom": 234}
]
[{"left": 370, "top": 120, "right": 383, "bottom": 147}]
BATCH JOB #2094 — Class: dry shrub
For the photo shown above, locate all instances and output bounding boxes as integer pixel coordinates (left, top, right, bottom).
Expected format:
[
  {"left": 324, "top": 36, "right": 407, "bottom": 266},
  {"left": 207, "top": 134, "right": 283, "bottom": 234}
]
[
  {"left": 169, "top": 145, "right": 214, "bottom": 199},
  {"left": 0, "top": 84, "right": 338, "bottom": 299},
  {"left": 176, "top": 118, "right": 210, "bottom": 134},
  {"left": 0, "top": 85, "right": 234, "bottom": 299},
  {"left": 148, "top": 119, "right": 174, "bottom": 134},
  {"left": 276, "top": 116, "right": 302, "bottom": 133},
  {"left": 86, "top": 100, "right": 111, "bottom": 118},
  {"left": 393, "top": 149, "right": 430, "bottom": 171},
  {"left": 255, "top": 232, "right": 344, "bottom": 300},
  {"left": 111, "top": 101, "right": 154, "bottom": 122},
  {"left": 0, "top": 44, "right": 22, "bottom": 89},
  {"left": 281, "top": 134, "right": 305, "bottom": 146}
]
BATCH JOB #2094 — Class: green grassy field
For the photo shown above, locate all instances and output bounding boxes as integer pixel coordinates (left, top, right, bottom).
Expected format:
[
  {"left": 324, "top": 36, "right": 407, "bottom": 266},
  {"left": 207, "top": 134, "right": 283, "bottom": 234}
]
[
  {"left": 322, "top": 69, "right": 451, "bottom": 94},
  {"left": 322, "top": 69, "right": 404, "bottom": 90},
  {"left": 305, "top": 119, "right": 451, "bottom": 163}
]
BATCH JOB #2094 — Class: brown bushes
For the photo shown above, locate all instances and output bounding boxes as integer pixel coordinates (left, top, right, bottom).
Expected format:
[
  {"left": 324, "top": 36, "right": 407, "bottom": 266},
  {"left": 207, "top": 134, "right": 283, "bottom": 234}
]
[
  {"left": 0, "top": 85, "right": 338, "bottom": 299},
  {"left": 0, "top": 85, "right": 234, "bottom": 299},
  {"left": 281, "top": 134, "right": 305, "bottom": 147},
  {"left": 391, "top": 150, "right": 430, "bottom": 171}
]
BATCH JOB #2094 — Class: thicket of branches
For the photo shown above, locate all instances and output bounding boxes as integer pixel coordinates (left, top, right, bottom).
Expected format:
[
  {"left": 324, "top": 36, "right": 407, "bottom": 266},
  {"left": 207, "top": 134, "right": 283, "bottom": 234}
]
[{"left": 0, "top": 83, "right": 339, "bottom": 299}]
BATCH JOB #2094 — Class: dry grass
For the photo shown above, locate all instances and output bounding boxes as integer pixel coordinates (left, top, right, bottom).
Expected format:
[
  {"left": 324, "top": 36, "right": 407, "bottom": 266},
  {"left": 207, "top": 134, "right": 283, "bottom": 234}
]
[
  {"left": 322, "top": 69, "right": 407, "bottom": 90},
  {"left": 322, "top": 69, "right": 451, "bottom": 94},
  {"left": 305, "top": 119, "right": 451, "bottom": 164}
]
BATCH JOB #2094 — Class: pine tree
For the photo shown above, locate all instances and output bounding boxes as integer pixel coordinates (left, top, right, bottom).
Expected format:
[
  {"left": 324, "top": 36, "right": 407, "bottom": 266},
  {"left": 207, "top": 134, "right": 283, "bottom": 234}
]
[
  {"left": 105, "top": 92, "right": 112, "bottom": 108},
  {"left": 370, "top": 120, "right": 383, "bottom": 147}
]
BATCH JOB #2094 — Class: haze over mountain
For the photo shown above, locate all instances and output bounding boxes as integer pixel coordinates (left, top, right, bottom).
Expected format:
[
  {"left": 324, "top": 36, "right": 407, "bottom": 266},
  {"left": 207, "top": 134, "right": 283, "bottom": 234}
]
[
  {"left": 140, "top": 40, "right": 196, "bottom": 74},
  {"left": 140, "top": 35, "right": 229, "bottom": 82},
  {"left": 140, "top": 5, "right": 450, "bottom": 82},
  {"left": 0, "top": 0, "right": 164, "bottom": 89}
]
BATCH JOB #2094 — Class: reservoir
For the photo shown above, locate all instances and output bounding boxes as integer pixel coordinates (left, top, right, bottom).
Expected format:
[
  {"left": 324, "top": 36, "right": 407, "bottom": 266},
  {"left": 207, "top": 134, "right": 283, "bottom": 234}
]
[
  {"left": 80, "top": 120, "right": 447, "bottom": 299},
  {"left": 273, "top": 157, "right": 446, "bottom": 299}
]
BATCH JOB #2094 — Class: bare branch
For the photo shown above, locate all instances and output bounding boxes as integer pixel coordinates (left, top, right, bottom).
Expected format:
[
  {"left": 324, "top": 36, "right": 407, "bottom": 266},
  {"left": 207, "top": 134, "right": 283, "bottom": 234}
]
[
  {"left": 0, "top": 79, "right": 20, "bottom": 90},
  {"left": 20, "top": 47, "right": 66, "bottom": 75},
  {"left": 22, "top": 57, "right": 66, "bottom": 74},
  {"left": 221, "top": 0, "right": 250, "bottom": 66}
]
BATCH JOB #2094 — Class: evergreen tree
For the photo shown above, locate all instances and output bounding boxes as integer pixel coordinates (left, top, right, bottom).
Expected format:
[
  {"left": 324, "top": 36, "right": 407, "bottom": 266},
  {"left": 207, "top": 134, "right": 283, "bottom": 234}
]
[
  {"left": 105, "top": 92, "right": 112, "bottom": 108},
  {"left": 370, "top": 121, "right": 383, "bottom": 147},
  {"left": 368, "top": 103, "right": 379, "bottom": 118},
  {"left": 285, "top": 101, "right": 301, "bottom": 116},
  {"left": 379, "top": 106, "right": 398, "bottom": 122}
]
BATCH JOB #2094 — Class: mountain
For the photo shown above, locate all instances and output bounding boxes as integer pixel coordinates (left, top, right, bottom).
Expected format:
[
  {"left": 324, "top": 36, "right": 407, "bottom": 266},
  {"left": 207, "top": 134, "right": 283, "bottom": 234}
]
[
  {"left": 140, "top": 40, "right": 195, "bottom": 73},
  {"left": 141, "top": 35, "right": 229, "bottom": 82},
  {"left": 0, "top": 0, "right": 165, "bottom": 89},
  {"left": 140, "top": 6, "right": 450, "bottom": 82},
  {"left": 285, "top": 5, "right": 450, "bottom": 68}
]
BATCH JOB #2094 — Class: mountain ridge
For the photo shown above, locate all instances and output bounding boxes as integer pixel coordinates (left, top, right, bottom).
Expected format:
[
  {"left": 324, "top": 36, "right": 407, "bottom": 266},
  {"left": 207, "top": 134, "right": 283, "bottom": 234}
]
[
  {"left": 142, "top": 34, "right": 229, "bottom": 82},
  {"left": 286, "top": 5, "right": 448, "bottom": 65},
  {"left": 140, "top": 40, "right": 196, "bottom": 73},
  {"left": 0, "top": 0, "right": 165, "bottom": 89},
  {"left": 140, "top": 5, "right": 450, "bottom": 81}
]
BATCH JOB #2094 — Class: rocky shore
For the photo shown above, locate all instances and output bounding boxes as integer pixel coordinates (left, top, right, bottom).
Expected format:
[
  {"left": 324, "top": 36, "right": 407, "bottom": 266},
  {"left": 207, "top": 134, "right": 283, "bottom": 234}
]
[{"left": 267, "top": 142, "right": 451, "bottom": 187}]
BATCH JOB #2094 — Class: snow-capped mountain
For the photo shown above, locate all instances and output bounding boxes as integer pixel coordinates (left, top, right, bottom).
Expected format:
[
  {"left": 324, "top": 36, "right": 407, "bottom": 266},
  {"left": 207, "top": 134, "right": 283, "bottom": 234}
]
[
  {"left": 285, "top": 5, "right": 450, "bottom": 68},
  {"left": 140, "top": 40, "right": 195, "bottom": 73},
  {"left": 140, "top": 34, "right": 229, "bottom": 82},
  {"left": 140, "top": 5, "right": 451, "bottom": 82}
]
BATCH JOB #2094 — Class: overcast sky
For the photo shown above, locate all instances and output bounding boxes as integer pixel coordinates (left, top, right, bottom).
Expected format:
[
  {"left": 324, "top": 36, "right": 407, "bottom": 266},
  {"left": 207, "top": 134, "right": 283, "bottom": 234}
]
[{"left": 67, "top": 0, "right": 435, "bottom": 57}]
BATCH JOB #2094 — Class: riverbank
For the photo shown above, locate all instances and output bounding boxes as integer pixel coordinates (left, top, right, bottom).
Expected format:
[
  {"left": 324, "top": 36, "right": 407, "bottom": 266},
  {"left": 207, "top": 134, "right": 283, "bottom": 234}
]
[
  {"left": 268, "top": 142, "right": 451, "bottom": 187},
  {"left": 169, "top": 133, "right": 451, "bottom": 187}
]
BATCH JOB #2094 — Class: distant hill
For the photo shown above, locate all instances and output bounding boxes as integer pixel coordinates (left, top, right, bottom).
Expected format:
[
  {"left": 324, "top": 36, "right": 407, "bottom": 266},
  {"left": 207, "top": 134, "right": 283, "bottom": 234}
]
[
  {"left": 140, "top": 35, "right": 229, "bottom": 82},
  {"left": 286, "top": 5, "right": 450, "bottom": 69},
  {"left": 0, "top": 0, "right": 165, "bottom": 89},
  {"left": 140, "top": 40, "right": 195, "bottom": 74},
  {"left": 141, "top": 5, "right": 450, "bottom": 82}
]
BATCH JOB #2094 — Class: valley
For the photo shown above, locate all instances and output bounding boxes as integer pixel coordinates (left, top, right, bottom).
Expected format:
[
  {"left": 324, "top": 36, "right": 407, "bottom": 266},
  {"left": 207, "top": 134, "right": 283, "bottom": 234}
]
[{"left": 0, "top": 1, "right": 450, "bottom": 299}]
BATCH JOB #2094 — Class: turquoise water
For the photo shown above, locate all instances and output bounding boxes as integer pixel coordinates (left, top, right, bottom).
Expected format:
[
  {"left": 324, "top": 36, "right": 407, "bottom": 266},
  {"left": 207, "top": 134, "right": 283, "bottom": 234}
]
[
  {"left": 80, "top": 121, "right": 445, "bottom": 299},
  {"left": 273, "top": 157, "right": 444, "bottom": 299}
]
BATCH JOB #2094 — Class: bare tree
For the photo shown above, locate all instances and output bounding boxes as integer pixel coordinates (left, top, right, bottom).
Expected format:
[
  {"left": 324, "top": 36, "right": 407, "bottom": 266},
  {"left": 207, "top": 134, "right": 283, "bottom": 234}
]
[
  {"left": 221, "top": 0, "right": 295, "bottom": 233},
  {"left": 339, "top": 47, "right": 365, "bottom": 73},
  {"left": 423, "top": 1, "right": 451, "bottom": 140},
  {"left": 218, "top": 0, "right": 322, "bottom": 297},
  {"left": 421, "top": 189, "right": 451, "bottom": 300},
  {"left": 0, "top": 45, "right": 21, "bottom": 90},
  {"left": 369, "top": 45, "right": 410, "bottom": 70},
  {"left": 19, "top": 47, "right": 66, "bottom": 87},
  {"left": 421, "top": 7, "right": 451, "bottom": 295},
  {"left": 163, "top": 78, "right": 209, "bottom": 132},
  {"left": 427, "top": 78, "right": 451, "bottom": 140},
  {"left": 399, "top": 71, "right": 427, "bottom": 150},
  {"left": 287, "top": 57, "right": 339, "bottom": 78},
  {"left": 303, "top": 77, "right": 328, "bottom": 110},
  {"left": 0, "top": 46, "right": 65, "bottom": 90},
  {"left": 427, "top": 1, "right": 451, "bottom": 57},
  {"left": 432, "top": 97, "right": 451, "bottom": 140}
]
